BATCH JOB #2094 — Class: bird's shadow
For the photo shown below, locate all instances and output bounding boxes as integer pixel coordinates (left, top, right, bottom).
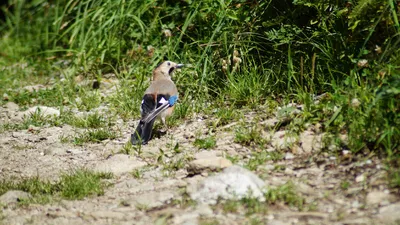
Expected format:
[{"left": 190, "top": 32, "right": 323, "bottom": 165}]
[{"left": 151, "top": 129, "right": 168, "bottom": 140}]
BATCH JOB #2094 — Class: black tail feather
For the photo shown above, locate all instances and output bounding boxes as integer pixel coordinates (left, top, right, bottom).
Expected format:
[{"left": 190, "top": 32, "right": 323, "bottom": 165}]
[{"left": 131, "top": 119, "right": 156, "bottom": 145}]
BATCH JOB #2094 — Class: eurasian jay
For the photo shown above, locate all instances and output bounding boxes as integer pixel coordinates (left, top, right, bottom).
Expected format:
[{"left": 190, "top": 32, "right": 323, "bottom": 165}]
[{"left": 131, "top": 61, "right": 184, "bottom": 145}]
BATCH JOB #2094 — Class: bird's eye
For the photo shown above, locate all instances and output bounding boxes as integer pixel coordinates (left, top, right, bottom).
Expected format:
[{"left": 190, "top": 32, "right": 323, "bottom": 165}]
[{"left": 167, "top": 62, "right": 171, "bottom": 66}]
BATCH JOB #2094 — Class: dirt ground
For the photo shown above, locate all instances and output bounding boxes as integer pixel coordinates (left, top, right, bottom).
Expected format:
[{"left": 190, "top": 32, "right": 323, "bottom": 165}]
[{"left": 0, "top": 82, "right": 399, "bottom": 225}]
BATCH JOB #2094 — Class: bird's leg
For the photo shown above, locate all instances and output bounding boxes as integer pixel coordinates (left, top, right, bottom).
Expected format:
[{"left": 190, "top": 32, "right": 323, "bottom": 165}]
[{"left": 158, "top": 116, "right": 168, "bottom": 134}]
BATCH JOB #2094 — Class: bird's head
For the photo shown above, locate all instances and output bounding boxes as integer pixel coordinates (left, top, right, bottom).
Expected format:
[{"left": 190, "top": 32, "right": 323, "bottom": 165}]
[{"left": 152, "top": 61, "right": 184, "bottom": 80}]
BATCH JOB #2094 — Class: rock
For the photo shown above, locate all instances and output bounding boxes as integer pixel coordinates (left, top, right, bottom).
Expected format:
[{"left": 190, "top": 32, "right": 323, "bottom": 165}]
[
  {"left": 271, "top": 131, "right": 297, "bottom": 150},
  {"left": 195, "top": 204, "right": 213, "bottom": 217},
  {"left": 267, "top": 221, "right": 291, "bottom": 225},
  {"left": 4, "top": 102, "right": 19, "bottom": 111},
  {"left": 194, "top": 151, "right": 220, "bottom": 160},
  {"left": 3, "top": 93, "right": 9, "bottom": 101},
  {"left": 294, "top": 182, "right": 314, "bottom": 195},
  {"left": 188, "top": 165, "right": 266, "bottom": 204},
  {"left": 366, "top": 191, "right": 396, "bottom": 206},
  {"left": 187, "top": 157, "right": 232, "bottom": 175},
  {"left": 21, "top": 106, "right": 60, "bottom": 117},
  {"left": 284, "top": 152, "right": 294, "bottom": 160},
  {"left": 283, "top": 212, "right": 328, "bottom": 220},
  {"left": 299, "top": 131, "right": 323, "bottom": 153},
  {"left": 89, "top": 211, "right": 126, "bottom": 219},
  {"left": 376, "top": 203, "right": 400, "bottom": 224},
  {"left": 130, "top": 190, "right": 176, "bottom": 209},
  {"left": 171, "top": 212, "right": 199, "bottom": 225},
  {"left": 93, "top": 154, "right": 147, "bottom": 175},
  {"left": 0, "top": 190, "right": 32, "bottom": 204},
  {"left": 340, "top": 218, "right": 371, "bottom": 225},
  {"left": 261, "top": 118, "right": 279, "bottom": 128},
  {"left": 355, "top": 174, "right": 365, "bottom": 183},
  {"left": 23, "top": 84, "right": 46, "bottom": 92}
]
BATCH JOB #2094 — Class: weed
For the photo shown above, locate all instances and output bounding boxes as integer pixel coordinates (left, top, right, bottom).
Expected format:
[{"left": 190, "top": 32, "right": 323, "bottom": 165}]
[
  {"left": 59, "top": 169, "right": 113, "bottom": 200},
  {"left": 64, "top": 112, "right": 109, "bottom": 129},
  {"left": 212, "top": 107, "right": 243, "bottom": 127},
  {"left": 131, "top": 169, "right": 144, "bottom": 179},
  {"left": 219, "top": 196, "right": 268, "bottom": 216},
  {"left": 234, "top": 124, "right": 265, "bottom": 146},
  {"left": 340, "top": 181, "right": 351, "bottom": 190},
  {"left": 194, "top": 136, "right": 217, "bottom": 149},
  {"left": 245, "top": 151, "right": 284, "bottom": 171},
  {"left": 0, "top": 169, "right": 112, "bottom": 204},
  {"left": 72, "top": 129, "right": 118, "bottom": 145},
  {"left": 264, "top": 182, "right": 304, "bottom": 209},
  {"left": 226, "top": 155, "right": 240, "bottom": 164}
]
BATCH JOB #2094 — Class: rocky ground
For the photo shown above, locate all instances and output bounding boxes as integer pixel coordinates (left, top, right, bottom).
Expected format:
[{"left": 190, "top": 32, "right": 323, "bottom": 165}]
[{"left": 0, "top": 80, "right": 399, "bottom": 225}]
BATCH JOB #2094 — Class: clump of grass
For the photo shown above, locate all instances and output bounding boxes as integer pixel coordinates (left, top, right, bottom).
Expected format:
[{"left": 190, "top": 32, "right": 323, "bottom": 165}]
[
  {"left": 264, "top": 182, "right": 304, "bottom": 209},
  {"left": 64, "top": 112, "right": 109, "bottom": 128},
  {"left": 72, "top": 129, "right": 118, "bottom": 145},
  {"left": 212, "top": 107, "right": 242, "bottom": 127},
  {"left": 1, "top": 109, "right": 61, "bottom": 132},
  {"left": 131, "top": 169, "right": 144, "bottom": 179},
  {"left": 0, "top": 169, "right": 113, "bottom": 204},
  {"left": 245, "top": 151, "right": 283, "bottom": 171},
  {"left": 21, "top": 110, "right": 55, "bottom": 128},
  {"left": 75, "top": 89, "right": 102, "bottom": 111},
  {"left": 219, "top": 197, "right": 268, "bottom": 216},
  {"left": 4, "top": 88, "right": 63, "bottom": 107},
  {"left": 234, "top": 124, "right": 265, "bottom": 146},
  {"left": 163, "top": 156, "right": 190, "bottom": 173},
  {"left": 194, "top": 136, "right": 216, "bottom": 149},
  {"left": 340, "top": 180, "right": 350, "bottom": 190},
  {"left": 217, "top": 183, "right": 304, "bottom": 216},
  {"left": 59, "top": 169, "right": 113, "bottom": 200}
]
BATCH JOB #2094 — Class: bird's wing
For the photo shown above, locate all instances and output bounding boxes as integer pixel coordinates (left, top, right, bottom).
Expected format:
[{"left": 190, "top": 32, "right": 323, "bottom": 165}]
[{"left": 141, "top": 79, "right": 178, "bottom": 120}]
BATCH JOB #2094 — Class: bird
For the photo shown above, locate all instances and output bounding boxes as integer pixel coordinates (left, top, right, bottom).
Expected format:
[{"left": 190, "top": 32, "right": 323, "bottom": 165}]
[{"left": 131, "top": 61, "right": 184, "bottom": 145}]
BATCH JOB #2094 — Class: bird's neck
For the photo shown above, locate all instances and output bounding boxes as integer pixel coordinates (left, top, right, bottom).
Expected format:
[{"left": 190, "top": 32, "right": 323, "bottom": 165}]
[{"left": 152, "top": 71, "right": 171, "bottom": 81}]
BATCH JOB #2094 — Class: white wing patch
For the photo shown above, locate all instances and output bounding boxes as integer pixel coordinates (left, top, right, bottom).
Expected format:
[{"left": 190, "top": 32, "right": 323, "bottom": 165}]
[{"left": 159, "top": 97, "right": 168, "bottom": 104}]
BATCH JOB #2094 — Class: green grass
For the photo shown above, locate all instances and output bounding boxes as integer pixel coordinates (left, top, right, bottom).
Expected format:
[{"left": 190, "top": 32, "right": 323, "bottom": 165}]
[
  {"left": 234, "top": 124, "right": 266, "bottom": 146},
  {"left": 59, "top": 169, "right": 113, "bottom": 200},
  {"left": 217, "top": 182, "right": 304, "bottom": 216},
  {"left": 0, "top": 169, "right": 113, "bottom": 204},
  {"left": 72, "top": 129, "right": 118, "bottom": 145},
  {"left": 264, "top": 182, "right": 304, "bottom": 209},
  {"left": 194, "top": 136, "right": 217, "bottom": 149},
  {"left": 245, "top": 150, "right": 284, "bottom": 171},
  {"left": 64, "top": 112, "right": 110, "bottom": 128},
  {"left": 1, "top": 109, "right": 61, "bottom": 132}
]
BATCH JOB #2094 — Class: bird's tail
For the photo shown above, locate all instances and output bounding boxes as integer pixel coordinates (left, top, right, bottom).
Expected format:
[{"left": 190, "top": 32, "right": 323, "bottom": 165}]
[{"left": 131, "top": 119, "right": 156, "bottom": 145}]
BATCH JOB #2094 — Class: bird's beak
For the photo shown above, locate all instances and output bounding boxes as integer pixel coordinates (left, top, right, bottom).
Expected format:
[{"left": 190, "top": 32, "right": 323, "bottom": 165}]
[{"left": 176, "top": 64, "right": 184, "bottom": 68}]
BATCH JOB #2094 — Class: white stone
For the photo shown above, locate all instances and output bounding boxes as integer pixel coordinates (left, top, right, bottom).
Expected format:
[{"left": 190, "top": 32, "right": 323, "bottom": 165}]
[
  {"left": 376, "top": 203, "right": 400, "bottom": 224},
  {"left": 355, "top": 174, "right": 365, "bottom": 183},
  {"left": 21, "top": 106, "right": 60, "bottom": 117},
  {"left": 188, "top": 165, "right": 266, "bottom": 204},
  {"left": 0, "top": 190, "right": 31, "bottom": 204},
  {"left": 285, "top": 152, "right": 295, "bottom": 160},
  {"left": 4, "top": 102, "right": 19, "bottom": 111},
  {"left": 366, "top": 191, "right": 396, "bottom": 206}
]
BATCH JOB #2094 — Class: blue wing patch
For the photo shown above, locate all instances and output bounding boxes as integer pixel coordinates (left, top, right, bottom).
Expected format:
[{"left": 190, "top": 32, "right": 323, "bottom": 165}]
[{"left": 168, "top": 95, "right": 178, "bottom": 106}]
